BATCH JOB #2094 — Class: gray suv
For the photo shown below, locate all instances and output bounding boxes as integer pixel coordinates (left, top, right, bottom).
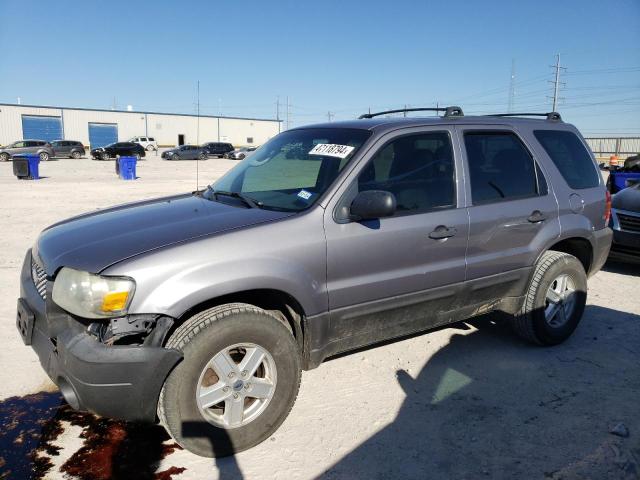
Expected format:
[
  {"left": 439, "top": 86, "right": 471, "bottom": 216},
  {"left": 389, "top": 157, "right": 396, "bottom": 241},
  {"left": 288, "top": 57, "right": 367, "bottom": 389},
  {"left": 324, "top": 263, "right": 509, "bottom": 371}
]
[
  {"left": 0, "top": 139, "right": 54, "bottom": 162},
  {"left": 16, "top": 107, "right": 612, "bottom": 457}
]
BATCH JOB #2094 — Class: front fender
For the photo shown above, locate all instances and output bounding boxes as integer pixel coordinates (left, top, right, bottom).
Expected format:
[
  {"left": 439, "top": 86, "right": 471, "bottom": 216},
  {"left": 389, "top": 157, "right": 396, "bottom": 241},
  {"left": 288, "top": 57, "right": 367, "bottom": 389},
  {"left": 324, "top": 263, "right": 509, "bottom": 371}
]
[{"left": 103, "top": 211, "right": 328, "bottom": 318}]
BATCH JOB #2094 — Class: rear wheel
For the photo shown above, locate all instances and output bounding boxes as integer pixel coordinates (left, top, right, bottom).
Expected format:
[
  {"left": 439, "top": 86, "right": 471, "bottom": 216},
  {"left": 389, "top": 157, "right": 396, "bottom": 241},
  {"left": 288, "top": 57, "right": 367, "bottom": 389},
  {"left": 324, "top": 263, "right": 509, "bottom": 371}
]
[
  {"left": 0, "top": 153, "right": 9, "bottom": 162},
  {"left": 71, "top": 151, "right": 82, "bottom": 159},
  {"left": 158, "top": 303, "right": 301, "bottom": 457},
  {"left": 199, "top": 152, "right": 207, "bottom": 160},
  {"left": 39, "top": 152, "right": 49, "bottom": 161},
  {"left": 146, "top": 144, "right": 155, "bottom": 151},
  {"left": 512, "top": 251, "right": 587, "bottom": 345}
]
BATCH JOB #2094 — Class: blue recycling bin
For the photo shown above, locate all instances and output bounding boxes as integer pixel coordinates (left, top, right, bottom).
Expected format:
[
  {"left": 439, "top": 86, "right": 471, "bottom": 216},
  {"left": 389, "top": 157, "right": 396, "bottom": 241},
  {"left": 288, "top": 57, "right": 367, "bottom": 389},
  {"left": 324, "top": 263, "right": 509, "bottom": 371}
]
[
  {"left": 117, "top": 156, "right": 137, "bottom": 180},
  {"left": 12, "top": 154, "right": 40, "bottom": 180},
  {"left": 609, "top": 171, "right": 640, "bottom": 193}
]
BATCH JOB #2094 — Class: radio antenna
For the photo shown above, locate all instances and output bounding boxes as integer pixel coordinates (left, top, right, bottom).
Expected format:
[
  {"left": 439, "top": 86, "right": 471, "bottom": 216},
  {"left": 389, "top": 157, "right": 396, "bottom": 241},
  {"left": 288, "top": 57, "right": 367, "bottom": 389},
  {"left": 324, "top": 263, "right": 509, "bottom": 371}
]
[{"left": 196, "top": 80, "right": 200, "bottom": 190}]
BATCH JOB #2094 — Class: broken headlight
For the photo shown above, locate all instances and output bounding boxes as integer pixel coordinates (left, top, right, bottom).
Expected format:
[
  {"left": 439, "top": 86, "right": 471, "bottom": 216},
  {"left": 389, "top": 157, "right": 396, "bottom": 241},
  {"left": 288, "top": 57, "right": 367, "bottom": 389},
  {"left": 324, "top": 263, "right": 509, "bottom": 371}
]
[{"left": 52, "top": 267, "right": 136, "bottom": 319}]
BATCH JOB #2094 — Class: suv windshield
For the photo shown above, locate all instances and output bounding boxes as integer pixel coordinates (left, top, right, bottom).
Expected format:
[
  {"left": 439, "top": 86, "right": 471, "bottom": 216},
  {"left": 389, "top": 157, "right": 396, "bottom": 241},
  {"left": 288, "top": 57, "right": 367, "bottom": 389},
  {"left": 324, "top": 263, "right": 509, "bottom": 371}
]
[{"left": 208, "top": 128, "right": 371, "bottom": 211}]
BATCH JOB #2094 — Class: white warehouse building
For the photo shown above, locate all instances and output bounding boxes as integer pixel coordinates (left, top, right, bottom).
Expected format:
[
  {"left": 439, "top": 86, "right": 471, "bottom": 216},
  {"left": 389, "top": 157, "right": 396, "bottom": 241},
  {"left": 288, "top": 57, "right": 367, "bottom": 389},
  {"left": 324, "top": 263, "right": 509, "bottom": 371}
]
[{"left": 0, "top": 103, "right": 281, "bottom": 149}]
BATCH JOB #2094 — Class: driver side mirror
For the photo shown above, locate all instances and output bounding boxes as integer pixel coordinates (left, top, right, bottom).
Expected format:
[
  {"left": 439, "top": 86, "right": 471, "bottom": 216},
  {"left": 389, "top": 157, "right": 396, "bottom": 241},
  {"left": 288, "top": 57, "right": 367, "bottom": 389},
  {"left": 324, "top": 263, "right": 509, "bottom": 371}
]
[{"left": 349, "top": 190, "right": 396, "bottom": 221}]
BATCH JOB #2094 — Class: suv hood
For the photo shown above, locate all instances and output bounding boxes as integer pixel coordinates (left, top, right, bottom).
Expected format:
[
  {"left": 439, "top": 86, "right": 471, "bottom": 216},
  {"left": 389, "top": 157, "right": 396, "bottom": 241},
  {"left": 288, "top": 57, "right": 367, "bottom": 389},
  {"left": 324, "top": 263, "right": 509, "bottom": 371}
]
[
  {"left": 612, "top": 184, "right": 640, "bottom": 212},
  {"left": 34, "top": 193, "right": 294, "bottom": 274}
]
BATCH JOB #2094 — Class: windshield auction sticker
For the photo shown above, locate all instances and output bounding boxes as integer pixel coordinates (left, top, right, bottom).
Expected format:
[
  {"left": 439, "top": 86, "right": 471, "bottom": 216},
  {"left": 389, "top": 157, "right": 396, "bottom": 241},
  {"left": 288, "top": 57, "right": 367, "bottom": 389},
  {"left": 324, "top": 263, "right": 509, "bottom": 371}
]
[{"left": 308, "top": 144, "right": 355, "bottom": 159}]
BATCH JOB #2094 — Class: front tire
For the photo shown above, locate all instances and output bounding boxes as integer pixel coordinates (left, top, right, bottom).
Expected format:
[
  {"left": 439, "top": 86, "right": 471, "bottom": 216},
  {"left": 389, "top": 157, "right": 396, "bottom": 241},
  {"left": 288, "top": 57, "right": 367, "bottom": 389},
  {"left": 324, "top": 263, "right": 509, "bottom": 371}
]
[
  {"left": 101, "top": 152, "right": 110, "bottom": 161},
  {"left": 71, "top": 151, "right": 82, "bottom": 159},
  {"left": 39, "top": 152, "right": 49, "bottom": 161},
  {"left": 146, "top": 144, "right": 155, "bottom": 151},
  {"left": 158, "top": 303, "right": 301, "bottom": 457},
  {"left": 0, "top": 153, "right": 9, "bottom": 162},
  {"left": 512, "top": 251, "right": 587, "bottom": 345}
]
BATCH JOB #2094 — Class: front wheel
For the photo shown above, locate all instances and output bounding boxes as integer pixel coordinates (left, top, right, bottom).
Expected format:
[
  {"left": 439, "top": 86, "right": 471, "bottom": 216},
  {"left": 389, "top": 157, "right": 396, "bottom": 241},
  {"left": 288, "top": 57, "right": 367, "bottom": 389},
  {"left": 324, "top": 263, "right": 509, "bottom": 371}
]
[
  {"left": 39, "top": 152, "right": 49, "bottom": 161},
  {"left": 71, "top": 151, "right": 82, "bottom": 159},
  {"left": 198, "top": 152, "right": 207, "bottom": 160},
  {"left": 101, "top": 152, "right": 110, "bottom": 161},
  {"left": 0, "top": 153, "right": 9, "bottom": 162},
  {"left": 158, "top": 303, "right": 301, "bottom": 457},
  {"left": 512, "top": 251, "right": 587, "bottom": 345},
  {"left": 146, "top": 144, "right": 155, "bottom": 151}
]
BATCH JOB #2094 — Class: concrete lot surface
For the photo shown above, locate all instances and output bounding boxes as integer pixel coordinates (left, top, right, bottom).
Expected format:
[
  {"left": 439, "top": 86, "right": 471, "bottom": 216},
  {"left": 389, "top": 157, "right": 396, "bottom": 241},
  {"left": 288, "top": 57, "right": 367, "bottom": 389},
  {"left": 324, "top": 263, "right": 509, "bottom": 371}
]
[{"left": 0, "top": 156, "right": 638, "bottom": 479}]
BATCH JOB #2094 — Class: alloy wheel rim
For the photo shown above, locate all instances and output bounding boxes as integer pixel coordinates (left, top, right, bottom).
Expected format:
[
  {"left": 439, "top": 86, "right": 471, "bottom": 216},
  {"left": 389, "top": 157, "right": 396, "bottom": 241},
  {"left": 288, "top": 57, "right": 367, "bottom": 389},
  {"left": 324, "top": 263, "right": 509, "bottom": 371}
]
[
  {"left": 196, "top": 343, "right": 277, "bottom": 429},
  {"left": 544, "top": 273, "right": 576, "bottom": 328}
]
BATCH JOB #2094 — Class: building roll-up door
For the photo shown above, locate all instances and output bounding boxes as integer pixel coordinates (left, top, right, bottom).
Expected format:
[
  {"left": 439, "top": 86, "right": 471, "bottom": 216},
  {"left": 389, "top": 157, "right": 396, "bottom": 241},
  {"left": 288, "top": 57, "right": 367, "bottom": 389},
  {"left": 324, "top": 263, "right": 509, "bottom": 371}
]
[
  {"left": 21, "top": 115, "right": 63, "bottom": 142},
  {"left": 88, "top": 123, "right": 118, "bottom": 148}
]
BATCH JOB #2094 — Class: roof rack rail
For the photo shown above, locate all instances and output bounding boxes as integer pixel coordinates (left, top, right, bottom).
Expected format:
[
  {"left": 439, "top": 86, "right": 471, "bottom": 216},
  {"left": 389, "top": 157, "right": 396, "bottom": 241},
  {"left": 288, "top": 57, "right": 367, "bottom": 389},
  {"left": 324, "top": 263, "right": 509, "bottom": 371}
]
[
  {"left": 358, "top": 106, "right": 464, "bottom": 119},
  {"left": 485, "top": 112, "right": 562, "bottom": 122}
]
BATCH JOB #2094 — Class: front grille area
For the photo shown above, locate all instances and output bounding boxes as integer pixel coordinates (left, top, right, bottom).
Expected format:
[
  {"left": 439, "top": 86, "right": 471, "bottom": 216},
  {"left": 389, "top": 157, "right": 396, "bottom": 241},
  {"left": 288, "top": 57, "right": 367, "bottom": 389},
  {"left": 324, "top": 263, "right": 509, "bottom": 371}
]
[
  {"left": 617, "top": 212, "right": 640, "bottom": 233},
  {"left": 31, "top": 259, "right": 47, "bottom": 300}
]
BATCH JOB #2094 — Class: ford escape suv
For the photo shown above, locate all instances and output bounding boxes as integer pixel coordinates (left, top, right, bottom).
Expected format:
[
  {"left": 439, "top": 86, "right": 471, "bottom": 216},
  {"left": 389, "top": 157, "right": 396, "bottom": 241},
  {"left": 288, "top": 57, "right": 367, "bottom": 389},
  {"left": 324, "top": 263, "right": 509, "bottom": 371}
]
[{"left": 17, "top": 107, "right": 612, "bottom": 457}]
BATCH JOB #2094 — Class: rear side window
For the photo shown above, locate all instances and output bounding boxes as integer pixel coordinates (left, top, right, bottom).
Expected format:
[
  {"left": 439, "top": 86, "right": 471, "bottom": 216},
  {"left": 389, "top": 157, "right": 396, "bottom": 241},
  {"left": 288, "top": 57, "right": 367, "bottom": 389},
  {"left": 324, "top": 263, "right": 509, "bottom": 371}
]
[
  {"left": 534, "top": 130, "right": 600, "bottom": 189},
  {"left": 464, "top": 131, "right": 540, "bottom": 205}
]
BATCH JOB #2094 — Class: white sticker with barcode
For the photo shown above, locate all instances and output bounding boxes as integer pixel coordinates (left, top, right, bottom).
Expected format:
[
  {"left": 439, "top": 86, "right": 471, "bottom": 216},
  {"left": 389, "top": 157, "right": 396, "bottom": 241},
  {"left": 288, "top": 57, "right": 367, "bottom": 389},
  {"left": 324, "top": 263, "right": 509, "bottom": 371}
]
[{"left": 308, "top": 143, "right": 355, "bottom": 159}]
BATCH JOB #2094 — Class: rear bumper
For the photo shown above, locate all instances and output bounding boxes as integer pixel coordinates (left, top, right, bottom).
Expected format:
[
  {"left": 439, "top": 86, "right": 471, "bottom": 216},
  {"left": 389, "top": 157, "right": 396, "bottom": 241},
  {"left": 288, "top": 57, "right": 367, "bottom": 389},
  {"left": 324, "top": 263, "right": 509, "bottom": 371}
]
[{"left": 18, "top": 250, "right": 182, "bottom": 422}]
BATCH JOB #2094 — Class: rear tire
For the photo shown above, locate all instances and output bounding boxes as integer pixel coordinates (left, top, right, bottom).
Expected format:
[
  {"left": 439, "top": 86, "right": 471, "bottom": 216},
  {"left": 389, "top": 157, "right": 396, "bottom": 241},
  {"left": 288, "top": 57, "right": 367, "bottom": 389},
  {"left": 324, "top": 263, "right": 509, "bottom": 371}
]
[
  {"left": 512, "top": 251, "right": 587, "bottom": 345},
  {"left": 146, "top": 144, "right": 154, "bottom": 151},
  {"left": 39, "top": 152, "right": 49, "bottom": 161},
  {"left": 71, "top": 151, "right": 82, "bottom": 159},
  {"left": 0, "top": 153, "right": 9, "bottom": 162},
  {"left": 158, "top": 303, "right": 301, "bottom": 457}
]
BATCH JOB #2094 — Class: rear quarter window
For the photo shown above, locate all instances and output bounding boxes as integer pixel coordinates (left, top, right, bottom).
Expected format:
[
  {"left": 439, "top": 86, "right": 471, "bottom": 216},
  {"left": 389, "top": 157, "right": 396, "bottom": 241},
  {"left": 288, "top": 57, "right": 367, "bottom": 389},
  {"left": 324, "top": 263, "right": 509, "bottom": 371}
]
[{"left": 534, "top": 130, "right": 600, "bottom": 189}]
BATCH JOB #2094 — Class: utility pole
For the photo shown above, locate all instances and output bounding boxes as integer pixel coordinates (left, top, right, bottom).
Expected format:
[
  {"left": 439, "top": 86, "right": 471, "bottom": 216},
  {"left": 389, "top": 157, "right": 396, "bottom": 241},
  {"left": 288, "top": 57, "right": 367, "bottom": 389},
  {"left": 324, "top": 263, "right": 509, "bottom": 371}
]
[
  {"left": 548, "top": 53, "right": 566, "bottom": 111},
  {"left": 403, "top": 104, "right": 408, "bottom": 117},
  {"left": 508, "top": 58, "right": 516, "bottom": 113},
  {"left": 196, "top": 80, "right": 200, "bottom": 145},
  {"left": 327, "top": 111, "right": 334, "bottom": 122},
  {"left": 276, "top": 96, "right": 281, "bottom": 132},
  {"left": 286, "top": 96, "right": 290, "bottom": 130}
]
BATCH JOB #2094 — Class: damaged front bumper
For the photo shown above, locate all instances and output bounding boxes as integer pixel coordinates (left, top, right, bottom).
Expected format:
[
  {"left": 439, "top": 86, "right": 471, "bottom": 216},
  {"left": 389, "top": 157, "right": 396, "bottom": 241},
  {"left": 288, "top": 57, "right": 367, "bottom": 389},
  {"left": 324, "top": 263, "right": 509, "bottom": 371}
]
[{"left": 17, "top": 250, "right": 183, "bottom": 422}]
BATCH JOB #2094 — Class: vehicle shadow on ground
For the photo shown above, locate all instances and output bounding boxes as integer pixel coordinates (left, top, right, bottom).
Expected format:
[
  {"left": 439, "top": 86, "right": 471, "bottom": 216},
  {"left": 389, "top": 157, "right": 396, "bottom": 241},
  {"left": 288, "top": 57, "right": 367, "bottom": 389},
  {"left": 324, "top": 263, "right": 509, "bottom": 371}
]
[
  {"left": 0, "top": 393, "right": 244, "bottom": 479},
  {"left": 319, "top": 306, "right": 640, "bottom": 480}
]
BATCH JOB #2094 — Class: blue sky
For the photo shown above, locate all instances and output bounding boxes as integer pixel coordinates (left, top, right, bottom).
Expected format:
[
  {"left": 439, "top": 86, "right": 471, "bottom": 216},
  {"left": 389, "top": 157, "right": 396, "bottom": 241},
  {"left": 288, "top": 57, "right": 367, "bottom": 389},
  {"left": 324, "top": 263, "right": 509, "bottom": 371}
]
[{"left": 1, "top": 0, "right": 638, "bottom": 136}]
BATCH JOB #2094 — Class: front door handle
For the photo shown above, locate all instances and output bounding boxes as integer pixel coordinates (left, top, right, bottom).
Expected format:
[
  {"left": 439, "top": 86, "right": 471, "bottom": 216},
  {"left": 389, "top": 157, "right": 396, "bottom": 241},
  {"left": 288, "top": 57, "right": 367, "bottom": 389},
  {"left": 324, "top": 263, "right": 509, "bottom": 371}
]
[
  {"left": 429, "top": 225, "right": 457, "bottom": 240},
  {"left": 527, "top": 210, "right": 546, "bottom": 223}
]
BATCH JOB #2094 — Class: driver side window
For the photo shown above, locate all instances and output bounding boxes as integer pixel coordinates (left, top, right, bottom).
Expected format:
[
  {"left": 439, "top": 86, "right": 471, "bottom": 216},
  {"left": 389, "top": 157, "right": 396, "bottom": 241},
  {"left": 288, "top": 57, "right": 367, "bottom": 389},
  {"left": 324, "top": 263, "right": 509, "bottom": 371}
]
[{"left": 357, "top": 131, "right": 456, "bottom": 216}]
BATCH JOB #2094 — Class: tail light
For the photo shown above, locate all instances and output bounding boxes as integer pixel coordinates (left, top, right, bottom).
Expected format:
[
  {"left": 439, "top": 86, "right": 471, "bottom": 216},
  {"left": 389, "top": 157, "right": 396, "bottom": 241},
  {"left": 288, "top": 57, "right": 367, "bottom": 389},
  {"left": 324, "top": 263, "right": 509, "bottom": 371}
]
[{"left": 604, "top": 190, "right": 612, "bottom": 224}]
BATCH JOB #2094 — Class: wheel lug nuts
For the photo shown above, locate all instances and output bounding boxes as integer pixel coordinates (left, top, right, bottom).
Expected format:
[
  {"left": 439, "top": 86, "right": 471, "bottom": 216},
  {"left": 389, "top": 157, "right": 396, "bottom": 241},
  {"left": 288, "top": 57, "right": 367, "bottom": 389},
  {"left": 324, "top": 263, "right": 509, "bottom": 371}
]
[
  {"left": 244, "top": 383, "right": 250, "bottom": 390},
  {"left": 223, "top": 386, "right": 230, "bottom": 393},
  {"left": 241, "top": 370, "right": 248, "bottom": 377},
  {"left": 233, "top": 393, "right": 239, "bottom": 399},
  {"left": 228, "top": 372, "right": 235, "bottom": 379}
]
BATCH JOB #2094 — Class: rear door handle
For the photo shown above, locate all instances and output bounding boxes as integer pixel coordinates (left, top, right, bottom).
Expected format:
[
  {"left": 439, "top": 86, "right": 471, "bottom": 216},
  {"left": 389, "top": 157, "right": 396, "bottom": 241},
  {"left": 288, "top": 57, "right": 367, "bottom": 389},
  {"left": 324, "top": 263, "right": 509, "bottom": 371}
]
[
  {"left": 429, "top": 225, "right": 457, "bottom": 240},
  {"left": 527, "top": 210, "right": 546, "bottom": 223}
]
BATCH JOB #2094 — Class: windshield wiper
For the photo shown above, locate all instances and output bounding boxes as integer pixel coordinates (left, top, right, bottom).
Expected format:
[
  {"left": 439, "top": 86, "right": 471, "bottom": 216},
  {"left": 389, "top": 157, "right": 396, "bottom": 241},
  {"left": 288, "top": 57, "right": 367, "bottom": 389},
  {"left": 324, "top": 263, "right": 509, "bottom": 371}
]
[{"left": 210, "top": 189, "right": 262, "bottom": 209}]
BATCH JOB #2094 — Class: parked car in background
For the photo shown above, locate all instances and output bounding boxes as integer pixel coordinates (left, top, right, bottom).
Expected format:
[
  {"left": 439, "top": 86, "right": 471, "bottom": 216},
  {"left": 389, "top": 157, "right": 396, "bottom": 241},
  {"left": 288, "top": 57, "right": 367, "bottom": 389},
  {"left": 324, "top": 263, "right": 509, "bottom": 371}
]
[
  {"left": 202, "top": 142, "right": 234, "bottom": 158},
  {"left": 50, "top": 140, "right": 85, "bottom": 159},
  {"left": 226, "top": 146, "right": 257, "bottom": 160},
  {"left": 129, "top": 136, "right": 158, "bottom": 151},
  {"left": 91, "top": 142, "right": 146, "bottom": 161},
  {"left": 161, "top": 145, "right": 208, "bottom": 160},
  {"left": 610, "top": 182, "right": 640, "bottom": 259},
  {"left": 0, "top": 140, "right": 54, "bottom": 162}
]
